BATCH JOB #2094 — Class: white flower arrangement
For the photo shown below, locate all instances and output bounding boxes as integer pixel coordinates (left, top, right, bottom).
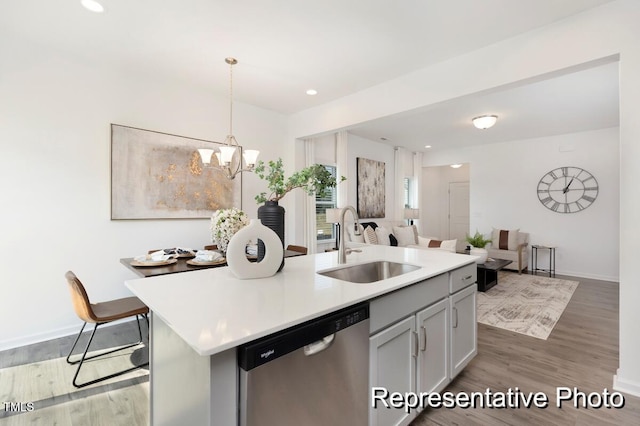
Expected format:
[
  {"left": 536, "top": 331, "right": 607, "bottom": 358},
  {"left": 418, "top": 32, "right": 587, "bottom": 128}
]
[{"left": 210, "top": 208, "right": 250, "bottom": 253}]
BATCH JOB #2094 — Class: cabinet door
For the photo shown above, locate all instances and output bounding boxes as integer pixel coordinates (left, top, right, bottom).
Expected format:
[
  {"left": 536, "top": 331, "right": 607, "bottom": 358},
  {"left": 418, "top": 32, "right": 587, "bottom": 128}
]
[
  {"left": 369, "top": 316, "right": 416, "bottom": 426},
  {"left": 416, "top": 298, "right": 450, "bottom": 398},
  {"left": 450, "top": 284, "right": 477, "bottom": 379}
]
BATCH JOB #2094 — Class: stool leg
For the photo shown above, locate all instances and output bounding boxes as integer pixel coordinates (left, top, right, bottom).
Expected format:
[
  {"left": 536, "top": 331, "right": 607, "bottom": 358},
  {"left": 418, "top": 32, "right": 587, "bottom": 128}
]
[
  {"left": 67, "top": 320, "right": 149, "bottom": 388},
  {"left": 71, "top": 322, "right": 100, "bottom": 387},
  {"left": 66, "top": 322, "right": 88, "bottom": 364}
]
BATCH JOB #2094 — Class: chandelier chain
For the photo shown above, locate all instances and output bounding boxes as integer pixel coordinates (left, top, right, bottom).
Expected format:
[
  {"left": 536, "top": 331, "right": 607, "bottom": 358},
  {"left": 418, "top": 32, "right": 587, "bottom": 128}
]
[{"left": 229, "top": 59, "right": 233, "bottom": 138}]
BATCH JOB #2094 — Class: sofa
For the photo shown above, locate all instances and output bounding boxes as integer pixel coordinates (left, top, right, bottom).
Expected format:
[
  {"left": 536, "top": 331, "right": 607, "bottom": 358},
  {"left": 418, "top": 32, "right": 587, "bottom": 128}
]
[
  {"left": 345, "top": 220, "right": 457, "bottom": 253},
  {"left": 486, "top": 228, "right": 529, "bottom": 273}
]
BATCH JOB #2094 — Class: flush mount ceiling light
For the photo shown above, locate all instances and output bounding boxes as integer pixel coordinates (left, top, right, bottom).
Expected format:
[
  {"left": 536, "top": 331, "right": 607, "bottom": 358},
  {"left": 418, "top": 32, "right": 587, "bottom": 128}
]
[
  {"left": 197, "top": 58, "right": 259, "bottom": 180},
  {"left": 81, "top": 0, "right": 104, "bottom": 12},
  {"left": 306, "top": 89, "right": 318, "bottom": 96},
  {"left": 424, "top": 145, "right": 432, "bottom": 149},
  {"left": 472, "top": 115, "right": 498, "bottom": 130}
]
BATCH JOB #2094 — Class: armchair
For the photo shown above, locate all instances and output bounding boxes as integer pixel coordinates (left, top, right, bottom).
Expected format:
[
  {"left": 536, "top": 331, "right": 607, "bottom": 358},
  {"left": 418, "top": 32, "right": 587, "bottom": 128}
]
[{"left": 486, "top": 229, "right": 529, "bottom": 274}]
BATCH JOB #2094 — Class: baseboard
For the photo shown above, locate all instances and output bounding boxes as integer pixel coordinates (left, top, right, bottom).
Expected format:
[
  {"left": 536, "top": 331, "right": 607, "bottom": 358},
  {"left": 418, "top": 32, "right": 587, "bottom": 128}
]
[
  {"left": 613, "top": 371, "right": 640, "bottom": 398},
  {"left": 555, "top": 269, "right": 619, "bottom": 283},
  {"left": 0, "top": 317, "right": 139, "bottom": 352}
]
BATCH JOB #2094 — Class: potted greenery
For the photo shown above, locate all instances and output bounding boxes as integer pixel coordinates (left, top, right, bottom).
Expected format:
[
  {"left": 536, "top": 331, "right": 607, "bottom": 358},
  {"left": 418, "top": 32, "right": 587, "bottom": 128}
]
[
  {"left": 465, "top": 230, "right": 492, "bottom": 264},
  {"left": 254, "top": 158, "right": 345, "bottom": 204},
  {"left": 253, "top": 158, "right": 345, "bottom": 269}
]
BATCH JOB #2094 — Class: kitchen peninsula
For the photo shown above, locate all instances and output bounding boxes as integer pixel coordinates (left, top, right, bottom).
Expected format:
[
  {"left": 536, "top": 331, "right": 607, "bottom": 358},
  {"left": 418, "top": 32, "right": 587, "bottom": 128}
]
[{"left": 125, "top": 245, "right": 478, "bottom": 425}]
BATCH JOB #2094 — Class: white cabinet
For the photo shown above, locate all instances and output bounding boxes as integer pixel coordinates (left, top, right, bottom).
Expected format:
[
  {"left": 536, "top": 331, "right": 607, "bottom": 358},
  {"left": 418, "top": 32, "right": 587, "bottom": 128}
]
[
  {"left": 450, "top": 283, "right": 477, "bottom": 378},
  {"left": 369, "top": 316, "right": 416, "bottom": 426},
  {"left": 369, "top": 301, "right": 450, "bottom": 426},
  {"left": 368, "top": 266, "right": 477, "bottom": 426},
  {"left": 416, "top": 298, "right": 450, "bottom": 394}
]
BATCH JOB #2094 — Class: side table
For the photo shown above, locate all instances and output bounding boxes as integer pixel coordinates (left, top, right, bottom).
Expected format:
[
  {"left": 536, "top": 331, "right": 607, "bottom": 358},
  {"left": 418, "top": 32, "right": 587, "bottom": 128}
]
[{"left": 531, "top": 245, "right": 556, "bottom": 277}]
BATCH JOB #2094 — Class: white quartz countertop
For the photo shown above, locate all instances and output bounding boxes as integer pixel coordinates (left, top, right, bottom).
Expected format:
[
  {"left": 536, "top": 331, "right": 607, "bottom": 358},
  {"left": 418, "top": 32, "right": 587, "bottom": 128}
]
[{"left": 125, "top": 245, "right": 475, "bottom": 356}]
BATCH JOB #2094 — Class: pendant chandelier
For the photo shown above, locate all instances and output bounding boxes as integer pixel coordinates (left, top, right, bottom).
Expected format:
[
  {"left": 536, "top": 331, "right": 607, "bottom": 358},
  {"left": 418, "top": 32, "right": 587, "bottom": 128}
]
[{"left": 198, "top": 57, "right": 259, "bottom": 180}]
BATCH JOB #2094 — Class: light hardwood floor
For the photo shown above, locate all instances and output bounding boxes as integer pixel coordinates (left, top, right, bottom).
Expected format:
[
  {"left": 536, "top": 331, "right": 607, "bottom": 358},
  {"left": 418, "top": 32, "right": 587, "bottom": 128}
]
[
  {"left": 2, "top": 274, "right": 638, "bottom": 425},
  {"left": 413, "top": 273, "right": 640, "bottom": 426},
  {"left": 0, "top": 321, "right": 150, "bottom": 426}
]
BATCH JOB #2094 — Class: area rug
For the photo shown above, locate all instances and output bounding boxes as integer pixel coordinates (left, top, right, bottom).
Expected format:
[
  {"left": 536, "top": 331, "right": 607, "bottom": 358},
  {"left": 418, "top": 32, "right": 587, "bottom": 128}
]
[{"left": 476, "top": 272, "right": 579, "bottom": 340}]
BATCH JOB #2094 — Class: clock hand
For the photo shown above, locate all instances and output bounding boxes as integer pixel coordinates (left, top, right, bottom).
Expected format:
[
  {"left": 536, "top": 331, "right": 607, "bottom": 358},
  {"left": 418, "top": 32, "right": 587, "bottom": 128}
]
[{"left": 562, "top": 176, "right": 575, "bottom": 194}]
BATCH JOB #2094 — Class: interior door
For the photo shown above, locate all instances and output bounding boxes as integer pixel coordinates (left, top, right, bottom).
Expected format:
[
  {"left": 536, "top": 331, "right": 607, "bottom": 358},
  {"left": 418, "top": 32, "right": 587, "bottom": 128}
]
[{"left": 449, "top": 182, "right": 470, "bottom": 252}]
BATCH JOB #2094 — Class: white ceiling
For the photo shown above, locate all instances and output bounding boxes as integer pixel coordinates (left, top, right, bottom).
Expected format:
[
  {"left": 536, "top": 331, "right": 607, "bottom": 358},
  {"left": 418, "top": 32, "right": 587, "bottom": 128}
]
[
  {"left": 3, "top": 0, "right": 619, "bottom": 148},
  {"left": 349, "top": 61, "right": 620, "bottom": 152}
]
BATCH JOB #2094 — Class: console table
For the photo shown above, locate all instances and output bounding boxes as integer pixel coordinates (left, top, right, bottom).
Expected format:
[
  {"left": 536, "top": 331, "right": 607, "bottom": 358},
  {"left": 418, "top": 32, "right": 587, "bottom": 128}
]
[
  {"left": 531, "top": 245, "right": 556, "bottom": 277},
  {"left": 476, "top": 259, "right": 512, "bottom": 292}
]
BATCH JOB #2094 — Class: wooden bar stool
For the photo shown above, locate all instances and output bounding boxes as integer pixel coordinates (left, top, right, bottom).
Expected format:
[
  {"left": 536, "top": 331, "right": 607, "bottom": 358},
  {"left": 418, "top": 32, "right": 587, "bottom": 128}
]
[{"left": 65, "top": 271, "right": 149, "bottom": 388}]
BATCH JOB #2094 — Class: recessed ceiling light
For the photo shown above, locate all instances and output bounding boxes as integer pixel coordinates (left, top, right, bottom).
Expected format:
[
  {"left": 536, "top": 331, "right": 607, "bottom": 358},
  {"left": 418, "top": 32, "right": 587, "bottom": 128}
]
[
  {"left": 450, "top": 164, "right": 463, "bottom": 169},
  {"left": 306, "top": 89, "right": 318, "bottom": 96},
  {"left": 424, "top": 145, "right": 432, "bottom": 149},
  {"left": 81, "top": 0, "right": 104, "bottom": 13}
]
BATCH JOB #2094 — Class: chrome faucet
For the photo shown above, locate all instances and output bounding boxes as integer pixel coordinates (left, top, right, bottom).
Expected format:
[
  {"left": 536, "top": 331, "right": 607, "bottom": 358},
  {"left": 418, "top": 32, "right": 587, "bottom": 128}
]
[{"left": 338, "top": 206, "right": 361, "bottom": 264}]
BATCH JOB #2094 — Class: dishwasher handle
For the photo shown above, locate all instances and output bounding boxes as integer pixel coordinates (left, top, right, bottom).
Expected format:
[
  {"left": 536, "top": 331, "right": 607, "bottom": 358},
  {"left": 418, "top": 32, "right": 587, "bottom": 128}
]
[{"left": 303, "top": 334, "right": 335, "bottom": 356}]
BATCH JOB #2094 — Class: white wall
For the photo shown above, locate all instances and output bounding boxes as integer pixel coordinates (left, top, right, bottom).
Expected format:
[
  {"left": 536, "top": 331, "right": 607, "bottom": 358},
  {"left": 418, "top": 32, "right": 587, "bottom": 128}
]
[
  {"left": 0, "top": 34, "right": 286, "bottom": 349},
  {"left": 287, "top": 1, "right": 640, "bottom": 395},
  {"left": 423, "top": 128, "right": 619, "bottom": 282}
]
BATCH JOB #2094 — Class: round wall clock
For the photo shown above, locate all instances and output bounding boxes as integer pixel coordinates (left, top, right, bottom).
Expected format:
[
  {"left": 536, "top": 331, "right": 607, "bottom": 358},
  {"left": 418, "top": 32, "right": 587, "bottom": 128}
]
[{"left": 537, "top": 166, "right": 599, "bottom": 213}]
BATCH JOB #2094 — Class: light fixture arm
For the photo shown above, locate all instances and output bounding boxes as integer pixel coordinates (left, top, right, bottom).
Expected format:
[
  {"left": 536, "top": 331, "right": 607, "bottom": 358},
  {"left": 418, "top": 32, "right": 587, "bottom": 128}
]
[{"left": 196, "top": 57, "right": 259, "bottom": 180}]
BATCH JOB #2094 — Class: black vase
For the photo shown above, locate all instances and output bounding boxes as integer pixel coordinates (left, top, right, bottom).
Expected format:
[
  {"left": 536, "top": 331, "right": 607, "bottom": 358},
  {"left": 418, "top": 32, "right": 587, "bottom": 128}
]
[{"left": 257, "top": 200, "right": 285, "bottom": 272}]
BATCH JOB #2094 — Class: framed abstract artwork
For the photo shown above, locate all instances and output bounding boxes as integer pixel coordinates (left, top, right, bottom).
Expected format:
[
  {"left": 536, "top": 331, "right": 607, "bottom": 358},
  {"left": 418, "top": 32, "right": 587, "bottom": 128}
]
[
  {"left": 111, "top": 124, "right": 242, "bottom": 219},
  {"left": 356, "top": 157, "right": 385, "bottom": 218}
]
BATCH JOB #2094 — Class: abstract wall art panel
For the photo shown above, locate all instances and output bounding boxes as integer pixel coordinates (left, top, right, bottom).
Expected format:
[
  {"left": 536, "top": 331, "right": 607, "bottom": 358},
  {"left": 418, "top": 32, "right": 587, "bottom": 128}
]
[
  {"left": 356, "top": 157, "right": 385, "bottom": 219},
  {"left": 111, "top": 124, "right": 241, "bottom": 219}
]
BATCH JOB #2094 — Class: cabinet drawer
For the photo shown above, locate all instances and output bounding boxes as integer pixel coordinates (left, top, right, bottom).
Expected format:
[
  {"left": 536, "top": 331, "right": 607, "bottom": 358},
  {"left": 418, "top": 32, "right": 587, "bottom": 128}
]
[
  {"left": 449, "top": 263, "right": 476, "bottom": 293},
  {"left": 370, "top": 273, "right": 448, "bottom": 334}
]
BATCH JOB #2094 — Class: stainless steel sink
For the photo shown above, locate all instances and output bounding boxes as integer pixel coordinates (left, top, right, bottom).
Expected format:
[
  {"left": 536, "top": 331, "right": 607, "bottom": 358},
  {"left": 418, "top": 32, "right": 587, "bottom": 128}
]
[{"left": 317, "top": 261, "right": 421, "bottom": 283}]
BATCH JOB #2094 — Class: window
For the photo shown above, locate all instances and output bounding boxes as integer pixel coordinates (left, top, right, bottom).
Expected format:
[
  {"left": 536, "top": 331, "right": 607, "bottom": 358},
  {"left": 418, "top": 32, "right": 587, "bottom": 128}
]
[
  {"left": 403, "top": 177, "right": 413, "bottom": 208},
  {"left": 316, "top": 165, "right": 337, "bottom": 241}
]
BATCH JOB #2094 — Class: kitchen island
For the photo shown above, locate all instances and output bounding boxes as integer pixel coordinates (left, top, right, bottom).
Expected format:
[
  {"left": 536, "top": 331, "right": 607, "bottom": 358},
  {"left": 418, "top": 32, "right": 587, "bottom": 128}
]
[{"left": 125, "top": 245, "right": 477, "bottom": 425}]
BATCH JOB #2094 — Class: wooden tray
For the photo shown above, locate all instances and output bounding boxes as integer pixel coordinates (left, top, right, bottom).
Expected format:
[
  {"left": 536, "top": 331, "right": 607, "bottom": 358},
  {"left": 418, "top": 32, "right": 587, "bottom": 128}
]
[
  {"left": 130, "top": 258, "right": 178, "bottom": 267},
  {"left": 186, "top": 258, "right": 226, "bottom": 266}
]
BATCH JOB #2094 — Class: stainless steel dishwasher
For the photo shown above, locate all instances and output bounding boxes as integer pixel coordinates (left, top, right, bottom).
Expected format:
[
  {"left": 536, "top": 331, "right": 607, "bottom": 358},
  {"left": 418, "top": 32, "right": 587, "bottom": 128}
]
[{"left": 238, "top": 302, "right": 370, "bottom": 426}]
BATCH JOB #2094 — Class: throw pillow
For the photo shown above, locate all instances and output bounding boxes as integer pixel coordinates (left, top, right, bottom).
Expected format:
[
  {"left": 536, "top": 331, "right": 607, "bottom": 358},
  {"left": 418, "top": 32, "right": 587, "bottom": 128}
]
[
  {"left": 363, "top": 226, "right": 378, "bottom": 245},
  {"left": 417, "top": 236, "right": 457, "bottom": 253},
  {"left": 389, "top": 234, "right": 398, "bottom": 246},
  {"left": 375, "top": 227, "right": 391, "bottom": 246},
  {"left": 492, "top": 228, "right": 519, "bottom": 250},
  {"left": 393, "top": 226, "right": 418, "bottom": 247},
  {"left": 438, "top": 239, "right": 457, "bottom": 253}
]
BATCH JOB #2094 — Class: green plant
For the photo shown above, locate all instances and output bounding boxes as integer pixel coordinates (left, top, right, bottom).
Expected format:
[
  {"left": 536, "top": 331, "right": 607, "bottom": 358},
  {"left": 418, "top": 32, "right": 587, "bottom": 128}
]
[
  {"left": 465, "top": 230, "right": 492, "bottom": 248},
  {"left": 254, "top": 158, "right": 345, "bottom": 204}
]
